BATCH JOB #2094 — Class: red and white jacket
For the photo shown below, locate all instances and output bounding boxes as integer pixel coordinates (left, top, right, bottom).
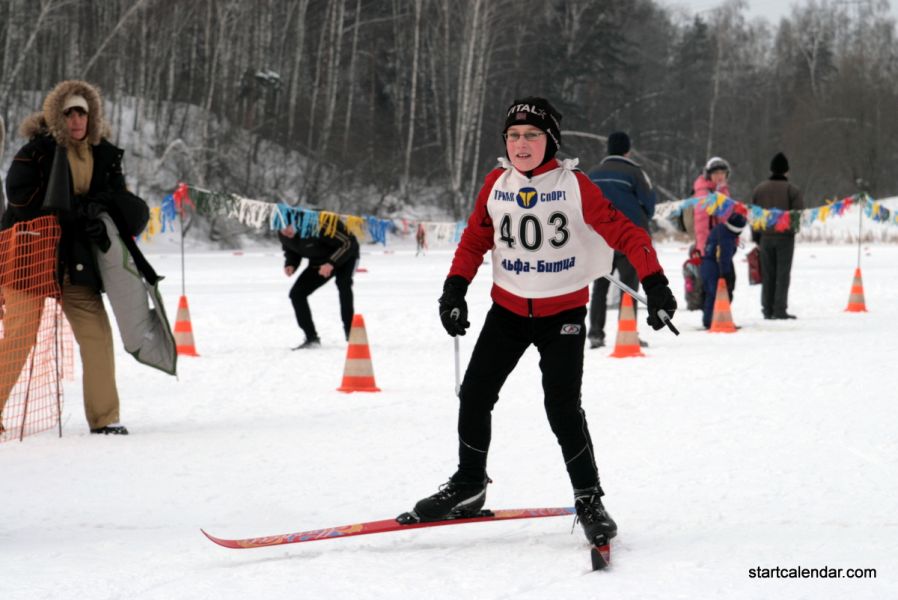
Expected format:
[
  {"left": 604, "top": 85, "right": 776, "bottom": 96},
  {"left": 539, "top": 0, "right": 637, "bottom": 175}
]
[{"left": 449, "top": 158, "right": 663, "bottom": 317}]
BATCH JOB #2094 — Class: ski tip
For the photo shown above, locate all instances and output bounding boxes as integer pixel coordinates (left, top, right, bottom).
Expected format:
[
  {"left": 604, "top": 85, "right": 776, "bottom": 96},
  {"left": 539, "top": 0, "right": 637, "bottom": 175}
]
[
  {"left": 200, "top": 528, "right": 218, "bottom": 542},
  {"left": 201, "top": 529, "right": 239, "bottom": 548},
  {"left": 590, "top": 537, "right": 611, "bottom": 571}
]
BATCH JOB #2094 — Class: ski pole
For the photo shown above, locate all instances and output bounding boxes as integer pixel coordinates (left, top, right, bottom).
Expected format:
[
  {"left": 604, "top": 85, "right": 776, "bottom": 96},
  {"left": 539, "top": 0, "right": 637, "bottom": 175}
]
[
  {"left": 450, "top": 308, "right": 462, "bottom": 396},
  {"left": 604, "top": 273, "right": 679, "bottom": 336},
  {"left": 453, "top": 337, "right": 461, "bottom": 396}
]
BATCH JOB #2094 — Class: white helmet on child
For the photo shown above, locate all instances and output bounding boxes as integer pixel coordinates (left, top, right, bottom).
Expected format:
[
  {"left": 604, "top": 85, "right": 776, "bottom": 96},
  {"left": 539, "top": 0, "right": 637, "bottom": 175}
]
[{"left": 704, "top": 156, "right": 731, "bottom": 176}]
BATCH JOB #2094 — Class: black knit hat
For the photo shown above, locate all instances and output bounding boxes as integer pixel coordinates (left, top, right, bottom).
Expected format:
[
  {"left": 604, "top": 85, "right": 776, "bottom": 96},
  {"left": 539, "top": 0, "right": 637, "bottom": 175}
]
[
  {"left": 770, "top": 152, "right": 789, "bottom": 175},
  {"left": 504, "top": 97, "right": 562, "bottom": 163},
  {"left": 607, "top": 131, "right": 630, "bottom": 156}
]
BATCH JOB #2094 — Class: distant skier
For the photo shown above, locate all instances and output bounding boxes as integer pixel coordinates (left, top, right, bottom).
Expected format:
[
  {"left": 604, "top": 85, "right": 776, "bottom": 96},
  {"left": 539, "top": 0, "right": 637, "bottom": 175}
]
[
  {"left": 415, "top": 222, "right": 427, "bottom": 257},
  {"left": 410, "top": 97, "right": 677, "bottom": 546}
]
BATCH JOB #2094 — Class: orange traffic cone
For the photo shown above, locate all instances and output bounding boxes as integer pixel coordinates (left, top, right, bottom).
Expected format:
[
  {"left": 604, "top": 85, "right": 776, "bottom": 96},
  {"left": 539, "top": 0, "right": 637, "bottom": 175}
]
[
  {"left": 174, "top": 295, "right": 199, "bottom": 356},
  {"left": 709, "top": 278, "right": 737, "bottom": 333},
  {"left": 609, "top": 294, "right": 644, "bottom": 358},
  {"left": 845, "top": 268, "right": 867, "bottom": 312},
  {"left": 337, "top": 314, "right": 381, "bottom": 392}
]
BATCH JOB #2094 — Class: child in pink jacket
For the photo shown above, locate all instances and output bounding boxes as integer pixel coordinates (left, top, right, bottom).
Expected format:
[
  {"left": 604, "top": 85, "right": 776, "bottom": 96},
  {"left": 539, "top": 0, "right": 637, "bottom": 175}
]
[{"left": 692, "top": 157, "right": 731, "bottom": 256}]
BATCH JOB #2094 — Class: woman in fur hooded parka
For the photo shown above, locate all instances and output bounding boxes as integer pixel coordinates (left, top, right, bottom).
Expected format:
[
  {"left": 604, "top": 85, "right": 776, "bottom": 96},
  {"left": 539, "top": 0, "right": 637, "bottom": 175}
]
[{"left": 2, "top": 80, "right": 149, "bottom": 435}]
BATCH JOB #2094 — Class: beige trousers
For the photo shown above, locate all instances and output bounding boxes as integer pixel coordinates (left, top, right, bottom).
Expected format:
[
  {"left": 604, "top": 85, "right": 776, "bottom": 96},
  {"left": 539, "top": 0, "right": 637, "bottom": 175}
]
[
  {"left": 60, "top": 282, "right": 120, "bottom": 429},
  {"left": 0, "top": 283, "right": 120, "bottom": 429},
  {"left": 0, "top": 286, "right": 44, "bottom": 414}
]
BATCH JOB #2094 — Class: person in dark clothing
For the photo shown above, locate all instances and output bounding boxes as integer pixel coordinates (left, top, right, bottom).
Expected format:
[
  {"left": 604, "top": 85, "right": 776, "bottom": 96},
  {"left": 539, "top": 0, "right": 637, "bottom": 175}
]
[
  {"left": 700, "top": 209, "right": 747, "bottom": 329},
  {"left": 278, "top": 219, "right": 359, "bottom": 348},
  {"left": 2, "top": 80, "right": 150, "bottom": 435},
  {"left": 586, "top": 131, "right": 657, "bottom": 349},
  {"left": 751, "top": 152, "right": 803, "bottom": 319},
  {"left": 0, "top": 115, "right": 5, "bottom": 218},
  {"left": 409, "top": 97, "right": 677, "bottom": 547}
]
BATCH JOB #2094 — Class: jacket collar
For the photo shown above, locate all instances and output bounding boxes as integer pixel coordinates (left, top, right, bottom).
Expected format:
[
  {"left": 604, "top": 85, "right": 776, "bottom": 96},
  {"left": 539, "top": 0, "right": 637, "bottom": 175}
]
[
  {"left": 514, "top": 158, "right": 558, "bottom": 178},
  {"left": 600, "top": 155, "right": 640, "bottom": 168}
]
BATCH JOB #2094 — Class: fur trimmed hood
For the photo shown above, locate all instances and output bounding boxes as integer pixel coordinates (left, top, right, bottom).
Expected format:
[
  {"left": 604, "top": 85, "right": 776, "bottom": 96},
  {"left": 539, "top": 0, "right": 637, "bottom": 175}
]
[{"left": 18, "top": 79, "right": 110, "bottom": 146}]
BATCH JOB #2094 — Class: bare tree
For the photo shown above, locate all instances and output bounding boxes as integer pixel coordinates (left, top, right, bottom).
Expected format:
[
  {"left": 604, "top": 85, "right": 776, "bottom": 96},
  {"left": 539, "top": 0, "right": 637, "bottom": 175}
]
[
  {"left": 0, "top": 0, "right": 67, "bottom": 108},
  {"left": 400, "top": 0, "right": 423, "bottom": 196},
  {"left": 341, "top": 0, "right": 363, "bottom": 154},
  {"left": 1, "top": 0, "right": 894, "bottom": 211},
  {"left": 81, "top": 0, "right": 151, "bottom": 79}
]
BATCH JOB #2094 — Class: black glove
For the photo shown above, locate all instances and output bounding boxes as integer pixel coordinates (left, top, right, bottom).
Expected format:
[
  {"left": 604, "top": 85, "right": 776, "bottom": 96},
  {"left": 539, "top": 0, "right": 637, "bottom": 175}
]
[
  {"left": 642, "top": 272, "right": 677, "bottom": 331},
  {"left": 84, "top": 218, "right": 111, "bottom": 253},
  {"left": 84, "top": 201, "right": 106, "bottom": 220},
  {"left": 438, "top": 275, "right": 470, "bottom": 337}
]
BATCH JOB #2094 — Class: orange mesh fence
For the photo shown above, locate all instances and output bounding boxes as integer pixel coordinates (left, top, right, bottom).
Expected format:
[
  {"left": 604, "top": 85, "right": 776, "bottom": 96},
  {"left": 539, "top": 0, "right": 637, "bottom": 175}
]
[{"left": 0, "top": 215, "right": 68, "bottom": 442}]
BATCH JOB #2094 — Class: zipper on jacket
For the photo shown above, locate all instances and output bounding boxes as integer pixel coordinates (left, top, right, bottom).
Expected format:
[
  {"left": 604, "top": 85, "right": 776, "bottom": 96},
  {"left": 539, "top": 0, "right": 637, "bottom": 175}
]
[{"left": 528, "top": 298, "right": 534, "bottom": 318}]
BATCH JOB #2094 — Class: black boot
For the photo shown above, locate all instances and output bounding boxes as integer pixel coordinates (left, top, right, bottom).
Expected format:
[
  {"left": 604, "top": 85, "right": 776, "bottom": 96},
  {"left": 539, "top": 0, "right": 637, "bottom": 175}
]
[
  {"left": 413, "top": 474, "right": 489, "bottom": 520},
  {"left": 587, "top": 334, "right": 605, "bottom": 349},
  {"left": 292, "top": 336, "right": 321, "bottom": 350},
  {"left": 575, "top": 493, "right": 617, "bottom": 543},
  {"left": 772, "top": 312, "right": 797, "bottom": 319},
  {"left": 90, "top": 423, "right": 129, "bottom": 435}
]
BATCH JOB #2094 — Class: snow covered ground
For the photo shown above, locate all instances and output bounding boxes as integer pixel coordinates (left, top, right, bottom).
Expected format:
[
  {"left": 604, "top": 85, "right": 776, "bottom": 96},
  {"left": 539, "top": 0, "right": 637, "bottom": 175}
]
[{"left": 2, "top": 238, "right": 897, "bottom": 599}]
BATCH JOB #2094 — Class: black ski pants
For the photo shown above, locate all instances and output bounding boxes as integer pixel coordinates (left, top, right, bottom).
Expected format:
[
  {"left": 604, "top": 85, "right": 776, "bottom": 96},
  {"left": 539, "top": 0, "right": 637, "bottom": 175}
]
[
  {"left": 760, "top": 234, "right": 795, "bottom": 317},
  {"left": 588, "top": 252, "right": 638, "bottom": 340},
  {"left": 455, "top": 303, "right": 604, "bottom": 497},
  {"left": 289, "top": 259, "right": 356, "bottom": 340}
]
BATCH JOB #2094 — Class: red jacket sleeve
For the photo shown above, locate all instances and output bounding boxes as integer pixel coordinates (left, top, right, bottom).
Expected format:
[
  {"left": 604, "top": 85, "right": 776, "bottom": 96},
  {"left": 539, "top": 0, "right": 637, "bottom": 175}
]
[
  {"left": 447, "top": 168, "right": 504, "bottom": 282},
  {"left": 577, "top": 171, "right": 663, "bottom": 280}
]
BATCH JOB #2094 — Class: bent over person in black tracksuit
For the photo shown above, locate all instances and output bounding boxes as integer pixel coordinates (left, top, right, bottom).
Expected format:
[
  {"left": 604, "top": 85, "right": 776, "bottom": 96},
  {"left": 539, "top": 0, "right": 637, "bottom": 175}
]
[{"left": 278, "top": 219, "right": 359, "bottom": 348}]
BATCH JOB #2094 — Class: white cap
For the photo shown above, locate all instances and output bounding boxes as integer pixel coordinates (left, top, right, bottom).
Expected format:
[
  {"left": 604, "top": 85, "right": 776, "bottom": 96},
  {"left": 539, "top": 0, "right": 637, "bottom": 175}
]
[{"left": 62, "top": 94, "right": 89, "bottom": 114}]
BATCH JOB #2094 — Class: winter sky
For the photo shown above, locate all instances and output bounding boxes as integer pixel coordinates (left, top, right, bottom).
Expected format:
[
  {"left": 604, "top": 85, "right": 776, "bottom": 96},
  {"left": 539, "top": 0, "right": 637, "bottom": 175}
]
[{"left": 669, "top": 0, "right": 898, "bottom": 23}]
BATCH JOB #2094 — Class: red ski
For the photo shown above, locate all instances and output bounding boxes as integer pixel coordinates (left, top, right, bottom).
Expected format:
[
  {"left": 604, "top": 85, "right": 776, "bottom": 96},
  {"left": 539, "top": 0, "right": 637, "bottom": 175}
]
[
  {"left": 200, "top": 507, "right": 574, "bottom": 548},
  {"left": 203, "top": 507, "right": 573, "bottom": 549},
  {"left": 202, "top": 506, "right": 611, "bottom": 569},
  {"left": 591, "top": 537, "right": 612, "bottom": 570}
]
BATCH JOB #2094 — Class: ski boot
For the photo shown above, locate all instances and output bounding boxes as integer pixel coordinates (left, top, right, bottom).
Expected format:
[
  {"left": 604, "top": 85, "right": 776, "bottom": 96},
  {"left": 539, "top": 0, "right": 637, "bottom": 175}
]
[
  {"left": 398, "top": 474, "right": 490, "bottom": 524},
  {"left": 587, "top": 333, "right": 605, "bottom": 349},
  {"left": 574, "top": 493, "right": 617, "bottom": 543},
  {"left": 292, "top": 336, "right": 321, "bottom": 350},
  {"left": 575, "top": 493, "right": 616, "bottom": 570}
]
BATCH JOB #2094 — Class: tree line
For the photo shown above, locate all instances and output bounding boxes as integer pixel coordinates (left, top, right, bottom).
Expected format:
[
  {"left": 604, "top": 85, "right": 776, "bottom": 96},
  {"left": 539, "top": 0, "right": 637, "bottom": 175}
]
[{"left": 1, "top": 0, "right": 896, "bottom": 216}]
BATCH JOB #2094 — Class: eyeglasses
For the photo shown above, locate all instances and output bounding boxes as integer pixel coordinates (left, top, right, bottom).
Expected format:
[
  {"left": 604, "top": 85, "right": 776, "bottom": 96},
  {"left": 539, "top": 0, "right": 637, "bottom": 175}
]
[
  {"left": 503, "top": 131, "right": 545, "bottom": 142},
  {"left": 63, "top": 107, "right": 87, "bottom": 117}
]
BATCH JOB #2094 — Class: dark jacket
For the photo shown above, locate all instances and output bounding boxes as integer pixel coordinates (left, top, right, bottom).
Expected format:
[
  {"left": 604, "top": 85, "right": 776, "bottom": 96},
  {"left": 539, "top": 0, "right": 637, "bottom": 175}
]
[
  {"left": 587, "top": 156, "right": 656, "bottom": 232},
  {"left": 751, "top": 175, "right": 803, "bottom": 237},
  {"left": 701, "top": 222, "right": 740, "bottom": 277},
  {"left": 4, "top": 79, "right": 150, "bottom": 291},
  {"left": 279, "top": 218, "right": 359, "bottom": 269},
  {"left": 4, "top": 134, "right": 149, "bottom": 290}
]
